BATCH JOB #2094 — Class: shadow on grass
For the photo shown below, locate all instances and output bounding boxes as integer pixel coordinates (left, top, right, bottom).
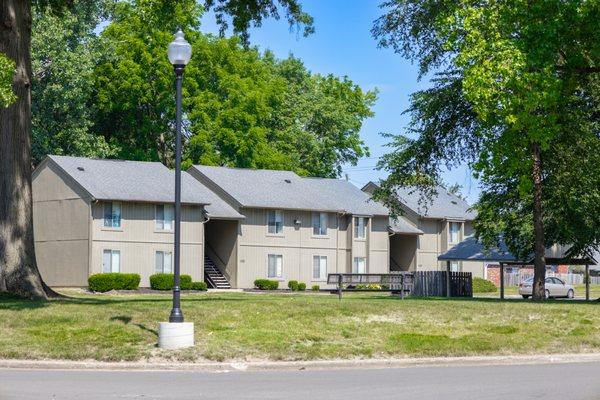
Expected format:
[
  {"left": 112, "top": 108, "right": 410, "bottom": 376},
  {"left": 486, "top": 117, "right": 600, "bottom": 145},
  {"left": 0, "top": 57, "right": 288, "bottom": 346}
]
[{"left": 110, "top": 315, "right": 159, "bottom": 337}]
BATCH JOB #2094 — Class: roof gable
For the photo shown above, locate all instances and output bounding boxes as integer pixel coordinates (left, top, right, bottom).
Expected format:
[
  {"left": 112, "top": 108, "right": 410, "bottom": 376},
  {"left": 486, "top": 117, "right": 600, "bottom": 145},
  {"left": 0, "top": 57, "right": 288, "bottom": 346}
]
[{"left": 190, "top": 165, "right": 389, "bottom": 216}]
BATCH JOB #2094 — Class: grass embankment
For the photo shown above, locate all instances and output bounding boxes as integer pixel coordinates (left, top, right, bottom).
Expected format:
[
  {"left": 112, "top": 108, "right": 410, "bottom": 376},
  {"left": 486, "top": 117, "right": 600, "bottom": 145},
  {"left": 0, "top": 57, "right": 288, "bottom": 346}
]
[{"left": 0, "top": 290, "right": 598, "bottom": 362}]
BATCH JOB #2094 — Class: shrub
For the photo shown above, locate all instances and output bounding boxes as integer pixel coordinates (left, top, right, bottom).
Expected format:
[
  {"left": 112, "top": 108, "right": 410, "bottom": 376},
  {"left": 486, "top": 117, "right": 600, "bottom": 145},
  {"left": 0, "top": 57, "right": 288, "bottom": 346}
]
[
  {"left": 149, "top": 274, "right": 192, "bottom": 290},
  {"left": 190, "top": 281, "right": 207, "bottom": 291},
  {"left": 288, "top": 280, "right": 299, "bottom": 291},
  {"left": 473, "top": 277, "right": 497, "bottom": 293},
  {"left": 355, "top": 284, "right": 381, "bottom": 290},
  {"left": 311, "top": 284, "right": 320, "bottom": 291},
  {"left": 254, "top": 279, "right": 279, "bottom": 290},
  {"left": 88, "top": 273, "right": 140, "bottom": 292},
  {"left": 298, "top": 282, "right": 306, "bottom": 291}
]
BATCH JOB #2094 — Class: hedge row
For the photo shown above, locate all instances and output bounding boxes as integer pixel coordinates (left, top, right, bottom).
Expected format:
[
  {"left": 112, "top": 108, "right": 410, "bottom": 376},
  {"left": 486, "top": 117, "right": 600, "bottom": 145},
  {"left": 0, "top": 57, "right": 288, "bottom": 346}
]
[
  {"left": 473, "top": 277, "right": 497, "bottom": 293},
  {"left": 88, "top": 273, "right": 140, "bottom": 292},
  {"left": 254, "top": 279, "right": 279, "bottom": 290},
  {"left": 149, "top": 274, "right": 195, "bottom": 290}
]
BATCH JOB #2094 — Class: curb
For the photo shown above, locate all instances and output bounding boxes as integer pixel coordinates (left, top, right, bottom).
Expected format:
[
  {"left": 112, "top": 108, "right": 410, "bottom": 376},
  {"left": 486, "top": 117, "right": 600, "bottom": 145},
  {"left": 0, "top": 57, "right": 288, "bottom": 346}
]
[{"left": 1, "top": 353, "right": 600, "bottom": 372}]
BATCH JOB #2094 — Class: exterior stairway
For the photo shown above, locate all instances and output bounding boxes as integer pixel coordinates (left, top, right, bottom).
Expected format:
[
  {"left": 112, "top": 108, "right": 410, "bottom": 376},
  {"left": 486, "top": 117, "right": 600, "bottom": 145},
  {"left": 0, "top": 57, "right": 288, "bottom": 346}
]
[{"left": 204, "top": 255, "right": 231, "bottom": 289}]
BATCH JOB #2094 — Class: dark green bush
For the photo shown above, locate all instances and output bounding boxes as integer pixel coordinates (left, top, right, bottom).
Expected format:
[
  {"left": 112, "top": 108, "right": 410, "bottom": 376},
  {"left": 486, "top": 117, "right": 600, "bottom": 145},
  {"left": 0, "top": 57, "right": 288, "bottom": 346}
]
[
  {"left": 149, "top": 274, "right": 192, "bottom": 290},
  {"left": 190, "top": 281, "right": 207, "bottom": 291},
  {"left": 298, "top": 282, "right": 306, "bottom": 291},
  {"left": 88, "top": 273, "right": 140, "bottom": 292},
  {"left": 311, "top": 284, "right": 320, "bottom": 291},
  {"left": 254, "top": 279, "right": 279, "bottom": 290},
  {"left": 473, "top": 277, "right": 497, "bottom": 293},
  {"left": 288, "top": 280, "right": 299, "bottom": 291}
]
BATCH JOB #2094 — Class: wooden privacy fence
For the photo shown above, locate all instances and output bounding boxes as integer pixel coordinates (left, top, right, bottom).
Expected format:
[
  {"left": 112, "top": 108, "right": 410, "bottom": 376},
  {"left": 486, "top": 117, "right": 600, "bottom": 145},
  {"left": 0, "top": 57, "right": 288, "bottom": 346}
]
[
  {"left": 326, "top": 271, "right": 472, "bottom": 298},
  {"left": 411, "top": 271, "right": 472, "bottom": 297}
]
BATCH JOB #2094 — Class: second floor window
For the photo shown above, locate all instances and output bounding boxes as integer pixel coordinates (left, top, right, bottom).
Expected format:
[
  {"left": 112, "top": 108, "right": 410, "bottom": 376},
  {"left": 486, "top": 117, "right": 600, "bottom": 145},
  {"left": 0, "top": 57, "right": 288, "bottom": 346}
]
[
  {"left": 155, "top": 204, "right": 174, "bottom": 231},
  {"left": 312, "top": 212, "right": 328, "bottom": 236},
  {"left": 354, "top": 217, "right": 367, "bottom": 239},
  {"left": 155, "top": 251, "right": 172, "bottom": 273},
  {"left": 449, "top": 222, "right": 460, "bottom": 244},
  {"left": 103, "top": 202, "right": 121, "bottom": 228},
  {"left": 267, "top": 210, "right": 283, "bottom": 234}
]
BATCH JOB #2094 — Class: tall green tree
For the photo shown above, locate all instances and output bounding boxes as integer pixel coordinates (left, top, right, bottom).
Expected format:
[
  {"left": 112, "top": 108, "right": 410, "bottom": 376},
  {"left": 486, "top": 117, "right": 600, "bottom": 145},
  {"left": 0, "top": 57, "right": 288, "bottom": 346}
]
[
  {"left": 31, "top": 2, "right": 115, "bottom": 164},
  {"left": 372, "top": 0, "right": 600, "bottom": 300},
  {"left": 0, "top": 0, "right": 313, "bottom": 299},
  {"left": 94, "top": 2, "right": 374, "bottom": 176}
]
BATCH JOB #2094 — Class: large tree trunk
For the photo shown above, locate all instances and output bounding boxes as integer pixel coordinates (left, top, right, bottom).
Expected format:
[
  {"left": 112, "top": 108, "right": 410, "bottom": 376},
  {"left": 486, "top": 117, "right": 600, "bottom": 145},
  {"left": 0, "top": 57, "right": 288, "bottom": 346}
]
[
  {"left": 0, "top": 0, "right": 53, "bottom": 299},
  {"left": 531, "top": 141, "right": 546, "bottom": 301}
]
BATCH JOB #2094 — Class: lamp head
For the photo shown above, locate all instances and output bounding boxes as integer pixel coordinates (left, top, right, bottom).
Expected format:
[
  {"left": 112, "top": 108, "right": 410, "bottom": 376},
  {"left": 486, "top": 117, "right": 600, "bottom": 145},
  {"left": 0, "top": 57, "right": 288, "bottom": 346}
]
[{"left": 168, "top": 30, "right": 192, "bottom": 66}]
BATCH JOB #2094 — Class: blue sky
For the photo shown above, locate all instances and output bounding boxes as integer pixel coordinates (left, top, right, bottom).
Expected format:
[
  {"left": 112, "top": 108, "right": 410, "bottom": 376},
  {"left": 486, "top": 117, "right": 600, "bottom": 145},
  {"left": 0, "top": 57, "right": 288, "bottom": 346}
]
[{"left": 200, "top": 1, "right": 480, "bottom": 204}]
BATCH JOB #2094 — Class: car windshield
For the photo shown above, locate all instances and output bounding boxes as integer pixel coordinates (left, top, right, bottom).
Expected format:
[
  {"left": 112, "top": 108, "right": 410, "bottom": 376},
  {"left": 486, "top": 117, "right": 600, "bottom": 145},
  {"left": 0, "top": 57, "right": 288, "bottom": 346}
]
[{"left": 523, "top": 278, "right": 533, "bottom": 283}]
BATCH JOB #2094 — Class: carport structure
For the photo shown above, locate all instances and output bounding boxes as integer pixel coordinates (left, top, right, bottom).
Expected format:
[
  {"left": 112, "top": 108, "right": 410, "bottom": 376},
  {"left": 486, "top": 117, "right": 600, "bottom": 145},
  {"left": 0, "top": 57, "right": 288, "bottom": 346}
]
[{"left": 438, "top": 236, "right": 596, "bottom": 300}]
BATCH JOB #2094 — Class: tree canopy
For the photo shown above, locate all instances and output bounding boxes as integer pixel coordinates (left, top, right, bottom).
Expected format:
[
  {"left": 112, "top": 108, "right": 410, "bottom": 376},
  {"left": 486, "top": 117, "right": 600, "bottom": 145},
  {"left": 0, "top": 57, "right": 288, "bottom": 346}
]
[{"left": 373, "top": 0, "right": 600, "bottom": 298}]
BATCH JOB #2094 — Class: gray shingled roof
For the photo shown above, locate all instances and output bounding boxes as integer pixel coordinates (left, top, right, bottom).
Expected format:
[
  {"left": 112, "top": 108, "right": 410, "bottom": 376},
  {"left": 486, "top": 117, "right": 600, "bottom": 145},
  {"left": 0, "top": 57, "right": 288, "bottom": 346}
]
[
  {"left": 438, "top": 236, "right": 516, "bottom": 262},
  {"left": 389, "top": 217, "right": 423, "bottom": 235},
  {"left": 44, "top": 156, "right": 242, "bottom": 219},
  {"left": 439, "top": 236, "right": 596, "bottom": 265},
  {"left": 394, "top": 185, "right": 476, "bottom": 220},
  {"left": 189, "top": 165, "right": 389, "bottom": 216}
]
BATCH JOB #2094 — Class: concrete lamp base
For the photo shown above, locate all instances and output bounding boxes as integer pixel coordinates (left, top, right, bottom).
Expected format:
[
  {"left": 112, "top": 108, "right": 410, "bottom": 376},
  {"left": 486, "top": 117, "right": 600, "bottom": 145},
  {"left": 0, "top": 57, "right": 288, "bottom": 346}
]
[{"left": 158, "top": 322, "right": 194, "bottom": 349}]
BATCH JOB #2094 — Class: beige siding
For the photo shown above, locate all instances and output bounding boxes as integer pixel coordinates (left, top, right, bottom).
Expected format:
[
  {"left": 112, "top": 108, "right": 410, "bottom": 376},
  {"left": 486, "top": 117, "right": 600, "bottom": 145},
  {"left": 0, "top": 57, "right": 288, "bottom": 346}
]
[
  {"left": 416, "top": 219, "right": 442, "bottom": 270},
  {"left": 235, "top": 208, "right": 363, "bottom": 288},
  {"left": 90, "top": 202, "right": 204, "bottom": 287},
  {"left": 369, "top": 216, "right": 389, "bottom": 273},
  {"left": 33, "top": 162, "right": 91, "bottom": 286}
]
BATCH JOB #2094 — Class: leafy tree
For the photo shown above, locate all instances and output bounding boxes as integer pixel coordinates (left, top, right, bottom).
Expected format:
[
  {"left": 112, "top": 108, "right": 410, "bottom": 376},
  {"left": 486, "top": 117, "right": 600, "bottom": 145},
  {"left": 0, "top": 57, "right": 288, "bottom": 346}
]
[
  {"left": 31, "top": 3, "right": 115, "bottom": 164},
  {"left": 0, "top": 0, "right": 313, "bottom": 299},
  {"left": 94, "top": 2, "right": 374, "bottom": 176},
  {"left": 372, "top": 0, "right": 600, "bottom": 300}
]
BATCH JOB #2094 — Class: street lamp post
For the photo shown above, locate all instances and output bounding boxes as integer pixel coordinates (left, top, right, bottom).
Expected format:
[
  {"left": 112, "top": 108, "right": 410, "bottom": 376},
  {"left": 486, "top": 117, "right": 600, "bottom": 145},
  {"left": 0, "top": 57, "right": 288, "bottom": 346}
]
[
  {"left": 158, "top": 30, "right": 194, "bottom": 349},
  {"left": 167, "top": 29, "right": 192, "bottom": 323}
]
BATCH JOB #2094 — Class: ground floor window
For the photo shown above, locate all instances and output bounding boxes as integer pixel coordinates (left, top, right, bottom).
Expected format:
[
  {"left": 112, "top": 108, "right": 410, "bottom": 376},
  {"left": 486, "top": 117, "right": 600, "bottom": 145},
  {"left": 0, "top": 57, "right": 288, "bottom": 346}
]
[
  {"left": 313, "top": 255, "right": 327, "bottom": 280},
  {"left": 353, "top": 257, "right": 366, "bottom": 274},
  {"left": 102, "top": 250, "right": 120, "bottom": 273},
  {"left": 155, "top": 251, "right": 172, "bottom": 273},
  {"left": 268, "top": 254, "right": 283, "bottom": 278},
  {"left": 450, "top": 261, "right": 460, "bottom": 272}
]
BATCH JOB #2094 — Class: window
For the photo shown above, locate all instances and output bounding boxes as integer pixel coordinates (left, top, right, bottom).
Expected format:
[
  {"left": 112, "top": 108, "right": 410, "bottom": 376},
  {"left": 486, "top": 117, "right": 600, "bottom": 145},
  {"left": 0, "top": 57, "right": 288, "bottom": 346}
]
[
  {"left": 155, "top": 204, "right": 174, "bottom": 231},
  {"left": 312, "top": 212, "right": 328, "bottom": 236},
  {"left": 354, "top": 217, "right": 367, "bottom": 239},
  {"left": 155, "top": 251, "right": 172, "bottom": 273},
  {"left": 313, "top": 256, "right": 327, "bottom": 280},
  {"left": 449, "top": 222, "right": 460, "bottom": 244},
  {"left": 103, "top": 202, "right": 121, "bottom": 228},
  {"left": 450, "top": 261, "right": 460, "bottom": 272},
  {"left": 102, "top": 250, "right": 120, "bottom": 273},
  {"left": 353, "top": 257, "right": 366, "bottom": 273},
  {"left": 268, "top": 254, "right": 283, "bottom": 278},
  {"left": 267, "top": 210, "right": 283, "bottom": 234}
]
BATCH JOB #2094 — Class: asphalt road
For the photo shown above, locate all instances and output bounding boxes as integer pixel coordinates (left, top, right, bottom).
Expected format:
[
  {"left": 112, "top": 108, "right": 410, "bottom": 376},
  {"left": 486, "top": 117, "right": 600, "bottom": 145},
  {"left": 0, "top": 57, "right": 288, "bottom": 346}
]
[{"left": 1, "top": 362, "right": 599, "bottom": 400}]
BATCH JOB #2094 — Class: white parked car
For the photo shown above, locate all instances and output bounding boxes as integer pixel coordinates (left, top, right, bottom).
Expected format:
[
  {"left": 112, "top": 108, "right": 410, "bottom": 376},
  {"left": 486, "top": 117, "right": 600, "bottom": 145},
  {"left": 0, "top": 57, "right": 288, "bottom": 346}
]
[{"left": 519, "top": 277, "right": 574, "bottom": 299}]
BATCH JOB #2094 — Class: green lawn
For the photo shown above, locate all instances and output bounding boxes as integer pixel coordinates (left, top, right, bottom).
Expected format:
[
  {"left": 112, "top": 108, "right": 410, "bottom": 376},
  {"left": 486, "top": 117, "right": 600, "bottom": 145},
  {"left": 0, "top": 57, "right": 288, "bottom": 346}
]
[
  {"left": 476, "top": 284, "right": 600, "bottom": 298},
  {"left": 0, "top": 290, "right": 599, "bottom": 362}
]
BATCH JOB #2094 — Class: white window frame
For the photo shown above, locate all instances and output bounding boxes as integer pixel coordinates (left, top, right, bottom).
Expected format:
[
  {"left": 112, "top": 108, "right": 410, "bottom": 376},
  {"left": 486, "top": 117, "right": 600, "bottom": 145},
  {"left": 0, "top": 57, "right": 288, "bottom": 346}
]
[
  {"left": 102, "top": 249, "right": 121, "bottom": 273},
  {"left": 155, "top": 251, "right": 173, "bottom": 273},
  {"left": 155, "top": 204, "right": 174, "bottom": 231},
  {"left": 449, "top": 222, "right": 460, "bottom": 244},
  {"left": 354, "top": 217, "right": 367, "bottom": 239},
  {"left": 450, "top": 261, "right": 460, "bottom": 272},
  {"left": 103, "top": 202, "right": 121, "bottom": 228},
  {"left": 267, "top": 210, "right": 284, "bottom": 235},
  {"left": 353, "top": 257, "right": 366, "bottom": 274},
  {"left": 267, "top": 254, "right": 283, "bottom": 278},
  {"left": 313, "top": 255, "right": 327, "bottom": 281},
  {"left": 312, "top": 212, "right": 328, "bottom": 236}
]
